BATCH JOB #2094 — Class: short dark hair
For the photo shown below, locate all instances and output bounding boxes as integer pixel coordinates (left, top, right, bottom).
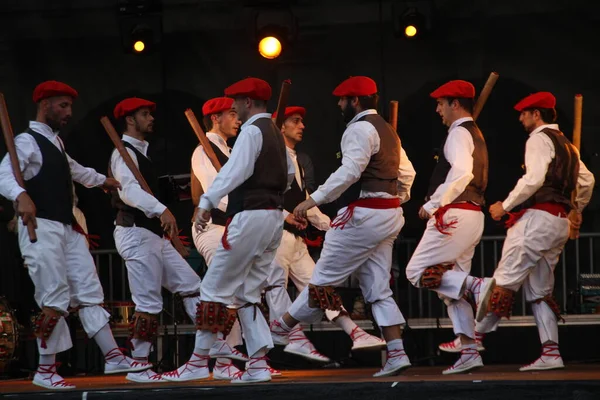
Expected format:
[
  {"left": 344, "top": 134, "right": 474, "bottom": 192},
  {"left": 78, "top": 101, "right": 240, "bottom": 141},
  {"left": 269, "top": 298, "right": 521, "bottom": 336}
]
[
  {"left": 356, "top": 93, "right": 379, "bottom": 110},
  {"left": 203, "top": 114, "right": 214, "bottom": 131},
  {"left": 252, "top": 99, "right": 267, "bottom": 109},
  {"left": 116, "top": 115, "right": 129, "bottom": 134},
  {"left": 445, "top": 97, "right": 474, "bottom": 114},
  {"left": 524, "top": 107, "right": 557, "bottom": 124}
]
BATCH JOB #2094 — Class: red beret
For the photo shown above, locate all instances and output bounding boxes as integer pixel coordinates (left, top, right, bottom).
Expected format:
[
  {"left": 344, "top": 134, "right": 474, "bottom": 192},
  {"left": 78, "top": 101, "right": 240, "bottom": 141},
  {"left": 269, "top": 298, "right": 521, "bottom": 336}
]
[
  {"left": 272, "top": 106, "right": 306, "bottom": 121},
  {"left": 224, "top": 78, "right": 272, "bottom": 101},
  {"left": 333, "top": 76, "right": 377, "bottom": 97},
  {"left": 430, "top": 80, "right": 475, "bottom": 99},
  {"left": 113, "top": 97, "right": 156, "bottom": 119},
  {"left": 514, "top": 92, "right": 556, "bottom": 112},
  {"left": 202, "top": 97, "right": 234, "bottom": 116},
  {"left": 33, "top": 80, "right": 78, "bottom": 103}
]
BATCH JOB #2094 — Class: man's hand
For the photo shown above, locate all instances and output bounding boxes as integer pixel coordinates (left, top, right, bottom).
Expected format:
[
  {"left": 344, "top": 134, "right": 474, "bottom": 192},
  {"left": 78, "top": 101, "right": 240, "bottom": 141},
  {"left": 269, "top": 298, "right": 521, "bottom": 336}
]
[
  {"left": 101, "top": 177, "right": 122, "bottom": 192},
  {"left": 418, "top": 206, "right": 431, "bottom": 220},
  {"left": 16, "top": 192, "right": 37, "bottom": 229},
  {"left": 568, "top": 209, "right": 583, "bottom": 230},
  {"left": 6, "top": 216, "right": 17, "bottom": 233},
  {"left": 293, "top": 197, "right": 317, "bottom": 220},
  {"left": 489, "top": 201, "right": 506, "bottom": 221},
  {"left": 285, "top": 213, "right": 308, "bottom": 230},
  {"left": 194, "top": 208, "right": 211, "bottom": 232},
  {"left": 160, "top": 209, "right": 179, "bottom": 239}
]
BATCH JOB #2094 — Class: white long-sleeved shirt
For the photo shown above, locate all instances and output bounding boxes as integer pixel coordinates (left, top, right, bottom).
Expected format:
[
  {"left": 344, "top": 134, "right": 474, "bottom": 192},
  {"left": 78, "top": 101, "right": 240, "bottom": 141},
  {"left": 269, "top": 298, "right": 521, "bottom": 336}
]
[
  {"left": 0, "top": 121, "right": 106, "bottom": 201},
  {"left": 502, "top": 124, "right": 595, "bottom": 213},
  {"left": 310, "top": 109, "right": 416, "bottom": 206},
  {"left": 199, "top": 113, "right": 295, "bottom": 211},
  {"left": 284, "top": 146, "right": 330, "bottom": 231},
  {"left": 109, "top": 134, "right": 166, "bottom": 219},
  {"left": 422, "top": 117, "right": 477, "bottom": 216},
  {"left": 191, "top": 131, "right": 230, "bottom": 213}
]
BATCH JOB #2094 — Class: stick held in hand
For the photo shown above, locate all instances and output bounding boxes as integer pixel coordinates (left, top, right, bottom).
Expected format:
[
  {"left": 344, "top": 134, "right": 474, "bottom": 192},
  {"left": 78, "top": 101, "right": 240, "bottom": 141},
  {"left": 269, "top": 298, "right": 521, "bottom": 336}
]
[
  {"left": 473, "top": 72, "right": 499, "bottom": 121},
  {"left": 389, "top": 100, "right": 399, "bottom": 131},
  {"left": 569, "top": 94, "right": 583, "bottom": 240},
  {"left": 273, "top": 79, "right": 292, "bottom": 129},
  {"left": 0, "top": 93, "right": 37, "bottom": 242}
]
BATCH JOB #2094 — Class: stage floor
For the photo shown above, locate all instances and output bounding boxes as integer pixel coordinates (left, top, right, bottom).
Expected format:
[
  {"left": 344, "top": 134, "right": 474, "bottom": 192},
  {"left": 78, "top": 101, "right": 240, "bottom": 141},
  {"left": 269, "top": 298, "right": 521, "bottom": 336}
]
[{"left": 2, "top": 365, "right": 600, "bottom": 399}]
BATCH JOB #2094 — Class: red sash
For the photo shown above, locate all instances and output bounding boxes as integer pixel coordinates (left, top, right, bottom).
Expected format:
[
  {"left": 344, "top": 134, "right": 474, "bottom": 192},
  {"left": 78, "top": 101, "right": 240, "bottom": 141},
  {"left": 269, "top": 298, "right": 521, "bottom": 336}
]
[
  {"left": 331, "top": 198, "right": 400, "bottom": 230},
  {"left": 505, "top": 202, "right": 567, "bottom": 229},
  {"left": 434, "top": 202, "right": 482, "bottom": 235}
]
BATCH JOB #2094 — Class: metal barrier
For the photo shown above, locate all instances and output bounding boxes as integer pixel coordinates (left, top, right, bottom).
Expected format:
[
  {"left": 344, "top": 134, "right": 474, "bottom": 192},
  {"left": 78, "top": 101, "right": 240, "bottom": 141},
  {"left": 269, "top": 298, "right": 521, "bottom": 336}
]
[{"left": 91, "top": 232, "right": 600, "bottom": 329}]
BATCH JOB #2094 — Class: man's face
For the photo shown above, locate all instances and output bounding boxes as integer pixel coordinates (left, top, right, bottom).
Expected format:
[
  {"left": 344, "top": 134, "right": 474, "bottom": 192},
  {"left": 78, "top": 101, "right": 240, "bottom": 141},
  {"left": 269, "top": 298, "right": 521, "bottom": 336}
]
[
  {"left": 519, "top": 110, "right": 537, "bottom": 133},
  {"left": 232, "top": 97, "right": 250, "bottom": 123},
  {"left": 337, "top": 96, "right": 356, "bottom": 123},
  {"left": 43, "top": 96, "right": 73, "bottom": 130},
  {"left": 281, "top": 113, "right": 305, "bottom": 145},
  {"left": 435, "top": 98, "right": 453, "bottom": 127},
  {"left": 216, "top": 109, "right": 241, "bottom": 139},
  {"left": 129, "top": 107, "right": 155, "bottom": 135}
]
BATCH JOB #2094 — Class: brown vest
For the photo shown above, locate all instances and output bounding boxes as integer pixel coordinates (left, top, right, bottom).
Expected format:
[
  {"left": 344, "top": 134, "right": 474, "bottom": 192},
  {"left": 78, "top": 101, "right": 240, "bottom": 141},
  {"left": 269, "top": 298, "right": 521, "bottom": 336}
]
[
  {"left": 523, "top": 128, "right": 579, "bottom": 210},
  {"left": 426, "top": 120, "right": 488, "bottom": 205},
  {"left": 338, "top": 113, "right": 400, "bottom": 207},
  {"left": 226, "top": 116, "right": 288, "bottom": 217}
]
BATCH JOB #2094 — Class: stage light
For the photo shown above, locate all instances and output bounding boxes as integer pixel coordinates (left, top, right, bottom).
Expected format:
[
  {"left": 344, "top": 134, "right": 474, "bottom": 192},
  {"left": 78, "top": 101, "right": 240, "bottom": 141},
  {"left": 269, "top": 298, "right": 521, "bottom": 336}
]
[
  {"left": 258, "top": 36, "right": 282, "bottom": 59},
  {"left": 133, "top": 40, "right": 145, "bottom": 52},
  {"left": 395, "top": 7, "right": 427, "bottom": 39}
]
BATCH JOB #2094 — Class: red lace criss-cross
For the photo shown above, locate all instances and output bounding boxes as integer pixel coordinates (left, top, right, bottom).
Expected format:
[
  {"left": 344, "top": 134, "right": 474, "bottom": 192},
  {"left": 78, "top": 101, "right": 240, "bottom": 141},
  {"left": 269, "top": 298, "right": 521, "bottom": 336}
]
[
  {"left": 448, "top": 348, "right": 479, "bottom": 370},
  {"left": 215, "top": 360, "right": 236, "bottom": 376},
  {"left": 349, "top": 326, "right": 369, "bottom": 342},
  {"left": 162, "top": 353, "right": 209, "bottom": 378},
  {"left": 104, "top": 347, "right": 126, "bottom": 363},
  {"left": 288, "top": 327, "right": 323, "bottom": 356},
  {"left": 234, "top": 356, "right": 271, "bottom": 379},
  {"left": 37, "top": 363, "right": 72, "bottom": 388},
  {"left": 385, "top": 348, "right": 406, "bottom": 363},
  {"left": 540, "top": 344, "right": 561, "bottom": 359}
]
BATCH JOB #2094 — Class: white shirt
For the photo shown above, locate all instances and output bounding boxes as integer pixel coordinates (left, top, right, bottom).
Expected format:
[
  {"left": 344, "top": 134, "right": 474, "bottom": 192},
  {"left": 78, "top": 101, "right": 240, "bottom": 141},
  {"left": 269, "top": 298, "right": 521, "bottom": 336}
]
[
  {"left": 0, "top": 121, "right": 106, "bottom": 202},
  {"left": 109, "top": 134, "right": 166, "bottom": 219},
  {"left": 199, "top": 113, "right": 295, "bottom": 211},
  {"left": 423, "top": 117, "right": 477, "bottom": 215},
  {"left": 310, "top": 109, "right": 416, "bottom": 206},
  {"left": 502, "top": 124, "right": 595, "bottom": 213},
  {"left": 191, "top": 131, "right": 230, "bottom": 212},
  {"left": 285, "top": 146, "right": 331, "bottom": 231}
]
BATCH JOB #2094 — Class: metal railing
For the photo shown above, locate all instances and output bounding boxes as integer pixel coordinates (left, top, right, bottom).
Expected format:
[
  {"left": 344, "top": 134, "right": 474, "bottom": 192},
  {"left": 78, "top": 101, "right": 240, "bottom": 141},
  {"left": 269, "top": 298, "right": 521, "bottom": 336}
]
[{"left": 91, "top": 233, "right": 600, "bottom": 329}]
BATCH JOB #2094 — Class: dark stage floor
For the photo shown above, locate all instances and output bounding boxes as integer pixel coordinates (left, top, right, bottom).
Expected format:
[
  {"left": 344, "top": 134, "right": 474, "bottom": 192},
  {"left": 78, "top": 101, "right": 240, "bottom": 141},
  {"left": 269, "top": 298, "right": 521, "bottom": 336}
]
[{"left": 2, "top": 365, "right": 600, "bottom": 400}]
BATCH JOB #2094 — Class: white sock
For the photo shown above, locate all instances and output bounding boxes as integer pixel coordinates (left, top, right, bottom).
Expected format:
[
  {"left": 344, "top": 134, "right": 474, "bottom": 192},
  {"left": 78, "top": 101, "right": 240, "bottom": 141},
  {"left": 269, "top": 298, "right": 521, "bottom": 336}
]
[
  {"left": 131, "top": 338, "right": 152, "bottom": 362},
  {"left": 187, "top": 351, "right": 209, "bottom": 367},
  {"left": 334, "top": 315, "right": 359, "bottom": 337},
  {"left": 249, "top": 348, "right": 268, "bottom": 368},
  {"left": 277, "top": 317, "right": 294, "bottom": 332},
  {"left": 39, "top": 354, "right": 56, "bottom": 366},
  {"left": 386, "top": 339, "right": 404, "bottom": 352},
  {"left": 93, "top": 323, "right": 120, "bottom": 357},
  {"left": 289, "top": 324, "right": 308, "bottom": 340}
]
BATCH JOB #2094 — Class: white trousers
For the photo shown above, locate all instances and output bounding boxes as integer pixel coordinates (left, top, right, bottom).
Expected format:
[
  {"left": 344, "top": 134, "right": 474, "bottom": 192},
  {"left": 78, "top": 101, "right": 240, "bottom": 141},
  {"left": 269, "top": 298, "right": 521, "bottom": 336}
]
[
  {"left": 198, "top": 210, "right": 283, "bottom": 356},
  {"left": 288, "top": 206, "right": 406, "bottom": 328},
  {"left": 265, "top": 230, "right": 340, "bottom": 323},
  {"left": 192, "top": 223, "right": 243, "bottom": 347},
  {"left": 114, "top": 226, "right": 201, "bottom": 314},
  {"left": 476, "top": 209, "right": 568, "bottom": 344},
  {"left": 405, "top": 209, "right": 484, "bottom": 338},
  {"left": 18, "top": 218, "right": 109, "bottom": 354}
]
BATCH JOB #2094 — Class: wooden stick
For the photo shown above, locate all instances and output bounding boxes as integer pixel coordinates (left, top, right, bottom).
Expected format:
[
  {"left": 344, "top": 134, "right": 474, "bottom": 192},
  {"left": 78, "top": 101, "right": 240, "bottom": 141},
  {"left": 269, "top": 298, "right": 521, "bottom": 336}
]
[
  {"left": 0, "top": 93, "right": 37, "bottom": 242},
  {"left": 389, "top": 100, "right": 399, "bottom": 131},
  {"left": 100, "top": 116, "right": 188, "bottom": 257},
  {"left": 273, "top": 79, "right": 292, "bottom": 129},
  {"left": 184, "top": 109, "right": 222, "bottom": 172},
  {"left": 569, "top": 94, "right": 583, "bottom": 240},
  {"left": 473, "top": 72, "right": 500, "bottom": 121}
]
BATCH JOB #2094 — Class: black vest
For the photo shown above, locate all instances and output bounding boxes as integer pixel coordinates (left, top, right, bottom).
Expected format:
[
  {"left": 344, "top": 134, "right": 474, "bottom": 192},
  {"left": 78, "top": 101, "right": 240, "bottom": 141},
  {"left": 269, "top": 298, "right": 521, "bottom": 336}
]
[
  {"left": 202, "top": 140, "right": 230, "bottom": 226},
  {"left": 337, "top": 113, "right": 400, "bottom": 208},
  {"left": 226, "top": 117, "right": 288, "bottom": 217},
  {"left": 426, "top": 120, "right": 488, "bottom": 205},
  {"left": 23, "top": 129, "right": 74, "bottom": 224},
  {"left": 108, "top": 141, "right": 163, "bottom": 237},
  {"left": 283, "top": 156, "right": 306, "bottom": 236}
]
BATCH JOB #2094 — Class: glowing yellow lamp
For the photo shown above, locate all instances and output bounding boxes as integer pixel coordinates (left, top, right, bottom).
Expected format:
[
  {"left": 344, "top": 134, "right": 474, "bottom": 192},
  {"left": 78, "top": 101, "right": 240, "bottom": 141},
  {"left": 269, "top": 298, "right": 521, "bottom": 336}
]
[
  {"left": 258, "top": 36, "right": 282, "bottom": 59},
  {"left": 133, "top": 40, "right": 145, "bottom": 53},
  {"left": 405, "top": 25, "right": 417, "bottom": 38}
]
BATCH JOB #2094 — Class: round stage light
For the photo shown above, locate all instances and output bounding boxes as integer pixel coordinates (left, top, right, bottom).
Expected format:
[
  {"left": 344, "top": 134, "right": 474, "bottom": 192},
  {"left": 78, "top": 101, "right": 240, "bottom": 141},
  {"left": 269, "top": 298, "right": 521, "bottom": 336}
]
[
  {"left": 133, "top": 40, "right": 145, "bottom": 53},
  {"left": 405, "top": 25, "right": 417, "bottom": 38},
  {"left": 258, "top": 36, "right": 282, "bottom": 59}
]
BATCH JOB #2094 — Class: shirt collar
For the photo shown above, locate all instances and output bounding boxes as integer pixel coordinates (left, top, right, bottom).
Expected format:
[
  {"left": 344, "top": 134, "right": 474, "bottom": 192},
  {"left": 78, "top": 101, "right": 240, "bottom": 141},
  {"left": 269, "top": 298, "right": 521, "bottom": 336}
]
[
  {"left": 207, "top": 131, "right": 227, "bottom": 147},
  {"left": 29, "top": 121, "right": 59, "bottom": 140},
  {"left": 241, "top": 112, "right": 272, "bottom": 130},
  {"left": 347, "top": 109, "right": 377, "bottom": 127},
  {"left": 286, "top": 146, "right": 297, "bottom": 157},
  {"left": 449, "top": 116, "right": 474, "bottom": 132},
  {"left": 530, "top": 123, "right": 560, "bottom": 137},
  {"left": 122, "top": 134, "right": 150, "bottom": 156}
]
